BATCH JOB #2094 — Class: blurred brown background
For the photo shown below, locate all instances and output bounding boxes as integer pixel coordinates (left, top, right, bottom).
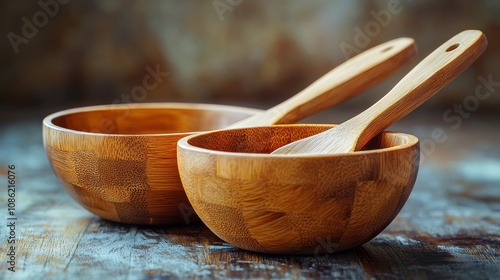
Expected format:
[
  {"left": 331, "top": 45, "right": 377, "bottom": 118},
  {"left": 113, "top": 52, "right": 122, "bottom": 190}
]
[{"left": 0, "top": 0, "right": 499, "bottom": 119}]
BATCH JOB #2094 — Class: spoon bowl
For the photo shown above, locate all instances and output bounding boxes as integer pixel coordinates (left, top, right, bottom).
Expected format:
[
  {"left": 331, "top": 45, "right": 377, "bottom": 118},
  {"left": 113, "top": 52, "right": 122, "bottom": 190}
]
[{"left": 177, "top": 124, "right": 419, "bottom": 254}]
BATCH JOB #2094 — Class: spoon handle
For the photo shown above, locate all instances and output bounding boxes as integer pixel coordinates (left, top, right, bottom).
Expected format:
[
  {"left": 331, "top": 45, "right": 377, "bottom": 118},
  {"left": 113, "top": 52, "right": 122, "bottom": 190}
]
[
  {"left": 348, "top": 30, "right": 487, "bottom": 151},
  {"left": 228, "top": 37, "right": 416, "bottom": 128}
]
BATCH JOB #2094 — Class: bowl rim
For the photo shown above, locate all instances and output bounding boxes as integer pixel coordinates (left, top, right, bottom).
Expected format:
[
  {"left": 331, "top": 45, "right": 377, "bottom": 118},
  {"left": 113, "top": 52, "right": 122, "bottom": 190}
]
[
  {"left": 178, "top": 124, "right": 420, "bottom": 158},
  {"left": 42, "top": 102, "right": 263, "bottom": 137}
]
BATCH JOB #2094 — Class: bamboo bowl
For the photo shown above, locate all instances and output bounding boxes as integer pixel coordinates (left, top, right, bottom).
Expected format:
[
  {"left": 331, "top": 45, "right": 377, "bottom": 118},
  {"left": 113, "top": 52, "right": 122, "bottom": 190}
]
[
  {"left": 43, "top": 103, "right": 262, "bottom": 225},
  {"left": 177, "top": 124, "right": 419, "bottom": 254}
]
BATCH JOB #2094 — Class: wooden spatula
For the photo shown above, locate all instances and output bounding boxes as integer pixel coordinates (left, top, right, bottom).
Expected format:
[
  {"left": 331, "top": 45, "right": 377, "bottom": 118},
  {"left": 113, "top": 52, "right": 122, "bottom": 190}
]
[
  {"left": 272, "top": 30, "right": 487, "bottom": 155},
  {"left": 228, "top": 37, "right": 416, "bottom": 128}
]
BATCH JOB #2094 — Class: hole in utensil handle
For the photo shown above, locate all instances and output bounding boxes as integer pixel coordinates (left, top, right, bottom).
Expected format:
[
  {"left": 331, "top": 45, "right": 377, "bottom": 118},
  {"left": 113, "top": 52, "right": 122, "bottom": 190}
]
[
  {"left": 446, "top": 44, "right": 459, "bottom": 52},
  {"left": 381, "top": 46, "right": 393, "bottom": 53}
]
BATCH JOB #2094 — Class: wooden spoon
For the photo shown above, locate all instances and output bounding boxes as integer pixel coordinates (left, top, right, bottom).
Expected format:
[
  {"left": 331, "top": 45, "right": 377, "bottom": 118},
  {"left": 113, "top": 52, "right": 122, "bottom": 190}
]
[
  {"left": 227, "top": 37, "right": 416, "bottom": 128},
  {"left": 272, "top": 30, "right": 487, "bottom": 155}
]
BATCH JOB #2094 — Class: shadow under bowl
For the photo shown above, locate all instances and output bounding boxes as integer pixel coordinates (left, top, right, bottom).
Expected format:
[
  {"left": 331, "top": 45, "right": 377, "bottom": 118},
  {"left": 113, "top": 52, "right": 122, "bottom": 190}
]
[
  {"left": 177, "top": 124, "right": 420, "bottom": 254},
  {"left": 43, "top": 103, "right": 262, "bottom": 225}
]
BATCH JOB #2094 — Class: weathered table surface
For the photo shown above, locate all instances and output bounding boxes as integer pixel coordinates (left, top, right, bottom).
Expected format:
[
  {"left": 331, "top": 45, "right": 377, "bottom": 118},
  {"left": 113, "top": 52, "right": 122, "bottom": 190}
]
[{"left": 0, "top": 107, "right": 499, "bottom": 279}]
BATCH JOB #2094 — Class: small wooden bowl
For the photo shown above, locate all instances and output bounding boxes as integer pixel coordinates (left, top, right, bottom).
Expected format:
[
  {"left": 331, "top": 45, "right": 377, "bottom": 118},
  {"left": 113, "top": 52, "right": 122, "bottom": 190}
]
[
  {"left": 43, "top": 103, "right": 262, "bottom": 225},
  {"left": 177, "top": 125, "right": 419, "bottom": 254}
]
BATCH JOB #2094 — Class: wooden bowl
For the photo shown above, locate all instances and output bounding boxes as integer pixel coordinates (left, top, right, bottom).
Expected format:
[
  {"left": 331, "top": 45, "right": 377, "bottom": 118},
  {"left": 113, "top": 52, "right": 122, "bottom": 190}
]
[
  {"left": 177, "top": 124, "right": 419, "bottom": 254},
  {"left": 42, "top": 103, "right": 262, "bottom": 225}
]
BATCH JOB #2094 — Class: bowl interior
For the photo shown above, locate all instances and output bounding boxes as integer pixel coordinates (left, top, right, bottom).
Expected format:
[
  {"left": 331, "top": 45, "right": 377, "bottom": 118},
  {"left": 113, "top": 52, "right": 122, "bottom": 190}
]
[
  {"left": 48, "top": 104, "right": 260, "bottom": 135},
  {"left": 186, "top": 125, "right": 417, "bottom": 154}
]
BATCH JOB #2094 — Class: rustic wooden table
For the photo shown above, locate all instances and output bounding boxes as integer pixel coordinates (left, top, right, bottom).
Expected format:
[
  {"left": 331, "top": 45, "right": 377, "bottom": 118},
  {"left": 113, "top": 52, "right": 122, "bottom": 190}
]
[{"left": 0, "top": 108, "right": 499, "bottom": 279}]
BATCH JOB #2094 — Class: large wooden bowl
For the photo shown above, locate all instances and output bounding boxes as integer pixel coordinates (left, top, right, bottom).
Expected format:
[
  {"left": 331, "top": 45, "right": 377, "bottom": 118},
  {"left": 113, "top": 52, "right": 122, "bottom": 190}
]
[
  {"left": 177, "top": 124, "right": 419, "bottom": 254},
  {"left": 43, "top": 103, "right": 262, "bottom": 225}
]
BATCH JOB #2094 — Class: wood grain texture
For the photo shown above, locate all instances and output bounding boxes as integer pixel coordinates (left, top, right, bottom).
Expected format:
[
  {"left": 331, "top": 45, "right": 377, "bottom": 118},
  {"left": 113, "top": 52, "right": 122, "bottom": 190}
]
[
  {"left": 0, "top": 111, "right": 499, "bottom": 279},
  {"left": 228, "top": 37, "right": 416, "bottom": 128},
  {"left": 42, "top": 103, "right": 261, "bottom": 225},
  {"left": 177, "top": 125, "right": 420, "bottom": 254},
  {"left": 273, "top": 30, "right": 487, "bottom": 155}
]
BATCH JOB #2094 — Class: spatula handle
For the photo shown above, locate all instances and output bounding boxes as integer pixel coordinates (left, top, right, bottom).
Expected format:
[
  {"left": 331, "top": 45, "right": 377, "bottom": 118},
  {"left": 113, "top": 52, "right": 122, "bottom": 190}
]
[
  {"left": 350, "top": 30, "right": 487, "bottom": 150},
  {"left": 229, "top": 37, "right": 416, "bottom": 128}
]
